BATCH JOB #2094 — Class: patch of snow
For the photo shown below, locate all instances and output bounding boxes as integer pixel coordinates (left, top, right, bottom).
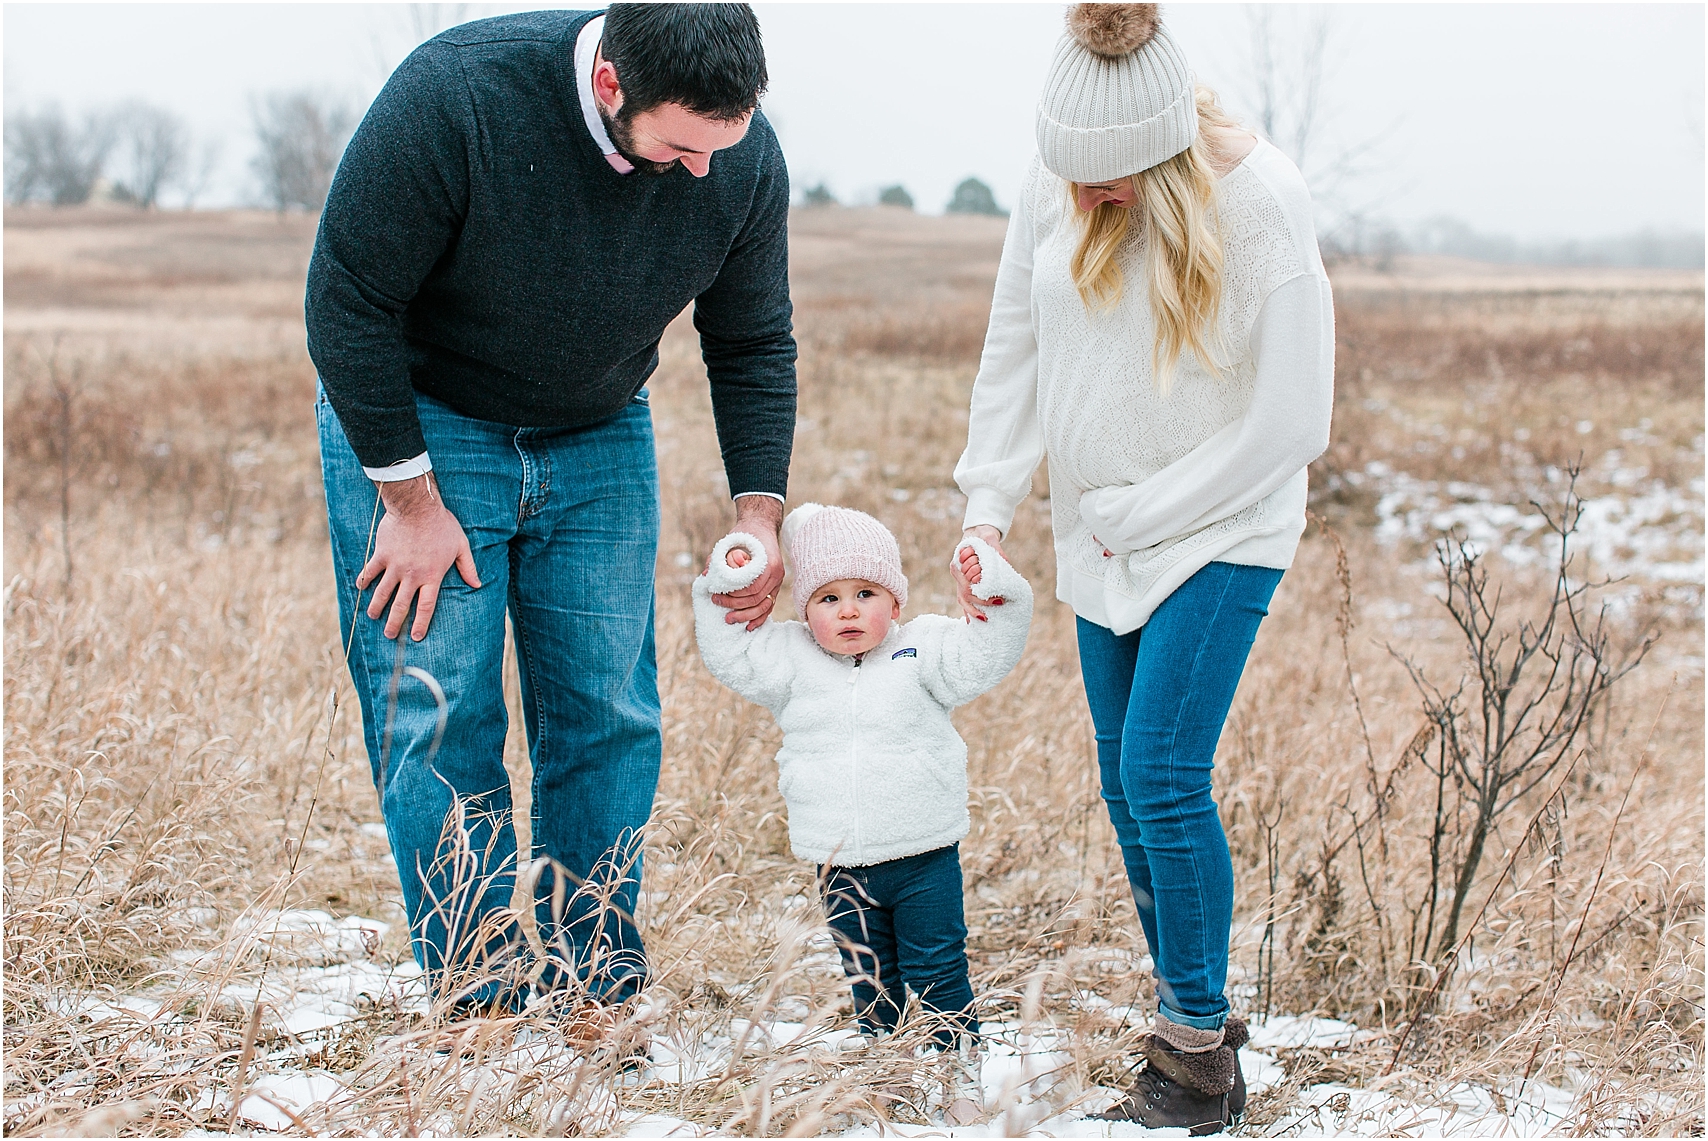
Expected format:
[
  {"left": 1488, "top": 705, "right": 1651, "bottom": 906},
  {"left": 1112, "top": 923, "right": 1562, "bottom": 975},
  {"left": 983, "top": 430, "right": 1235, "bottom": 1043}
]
[
  {"left": 232, "top": 958, "right": 428, "bottom": 1036},
  {"left": 627, "top": 1114, "right": 711, "bottom": 1137},
  {"left": 1264, "top": 1075, "right": 1582, "bottom": 1137},
  {"left": 55, "top": 911, "right": 1672, "bottom": 1140},
  {"left": 1242, "top": 1049, "right": 1287, "bottom": 1098},
  {"left": 238, "top": 909, "right": 392, "bottom": 968},
  {"left": 1351, "top": 463, "right": 1704, "bottom": 590},
  {"left": 1246, "top": 1014, "right": 1362, "bottom": 1051},
  {"left": 57, "top": 993, "right": 164, "bottom": 1026},
  {"left": 236, "top": 1071, "right": 346, "bottom": 1132}
]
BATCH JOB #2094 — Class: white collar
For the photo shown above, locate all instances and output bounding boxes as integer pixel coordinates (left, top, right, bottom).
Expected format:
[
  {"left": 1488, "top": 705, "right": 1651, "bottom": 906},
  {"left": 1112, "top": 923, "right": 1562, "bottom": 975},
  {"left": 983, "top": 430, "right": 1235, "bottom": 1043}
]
[{"left": 574, "top": 15, "right": 633, "bottom": 174}]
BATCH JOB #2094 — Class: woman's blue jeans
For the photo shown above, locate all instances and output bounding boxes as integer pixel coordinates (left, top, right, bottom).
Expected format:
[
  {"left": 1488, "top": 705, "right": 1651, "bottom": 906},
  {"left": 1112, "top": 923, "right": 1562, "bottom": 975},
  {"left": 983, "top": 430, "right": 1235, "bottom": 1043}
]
[
  {"left": 1076, "top": 561, "right": 1282, "bottom": 1030},
  {"left": 318, "top": 388, "right": 661, "bottom": 1009}
]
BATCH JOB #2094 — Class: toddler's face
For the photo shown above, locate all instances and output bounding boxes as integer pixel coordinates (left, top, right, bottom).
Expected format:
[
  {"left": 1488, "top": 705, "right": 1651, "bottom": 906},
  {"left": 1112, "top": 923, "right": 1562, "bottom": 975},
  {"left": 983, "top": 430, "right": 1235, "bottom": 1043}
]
[{"left": 805, "top": 579, "right": 900, "bottom": 657}]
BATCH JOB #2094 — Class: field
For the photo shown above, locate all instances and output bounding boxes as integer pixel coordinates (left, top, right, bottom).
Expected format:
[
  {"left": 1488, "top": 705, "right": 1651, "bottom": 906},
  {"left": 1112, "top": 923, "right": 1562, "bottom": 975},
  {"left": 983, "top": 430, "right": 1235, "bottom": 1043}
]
[{"left": 3, "top": 203, "right": 1702, "bottom": 1136}]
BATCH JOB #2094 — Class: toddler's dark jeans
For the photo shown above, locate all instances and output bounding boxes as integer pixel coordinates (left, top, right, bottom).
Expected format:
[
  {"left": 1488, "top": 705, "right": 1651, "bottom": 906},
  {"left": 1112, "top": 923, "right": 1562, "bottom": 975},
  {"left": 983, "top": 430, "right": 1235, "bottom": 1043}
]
[{"left": 819, "top": 842, "right": 977, "bottom": 1046}]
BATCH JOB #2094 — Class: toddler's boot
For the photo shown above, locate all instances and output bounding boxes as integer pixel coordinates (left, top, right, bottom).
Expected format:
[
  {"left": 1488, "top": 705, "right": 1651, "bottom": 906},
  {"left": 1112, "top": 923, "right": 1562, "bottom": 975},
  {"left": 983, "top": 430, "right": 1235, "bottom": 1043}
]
[{"left": 944, "top": 1032, "right": 984, "bottom": 1126}]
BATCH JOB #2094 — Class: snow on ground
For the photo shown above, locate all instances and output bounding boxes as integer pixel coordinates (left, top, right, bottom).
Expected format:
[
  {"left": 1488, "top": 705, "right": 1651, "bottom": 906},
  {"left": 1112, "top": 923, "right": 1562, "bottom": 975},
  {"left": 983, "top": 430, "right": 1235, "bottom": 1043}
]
[
  {"left": 1259, "top": 1077, "right": 1580, "bottom": 1138},
  {"left": 55, "top": 911, "right": 1620, "bottom": 1136},
  {"left": 1341, "top": 460, "right": 1705, "bottom": 594}
]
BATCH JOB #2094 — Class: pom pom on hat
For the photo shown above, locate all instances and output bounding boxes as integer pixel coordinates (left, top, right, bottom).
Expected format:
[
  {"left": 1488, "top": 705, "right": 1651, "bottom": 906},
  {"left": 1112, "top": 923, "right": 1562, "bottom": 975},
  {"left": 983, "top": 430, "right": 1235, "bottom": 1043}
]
[
  {"left": 1036, "top": 3, "right": 1197, "bottom": 183},
  {"left": 1067, "top": 3, "right": 1160, "bottom": 58},
  {"left": 780, "top": 502, "right": 824, "bottom": 553},
  {"left": 783, "top": 504, "right": 908, "bottom": 620}
]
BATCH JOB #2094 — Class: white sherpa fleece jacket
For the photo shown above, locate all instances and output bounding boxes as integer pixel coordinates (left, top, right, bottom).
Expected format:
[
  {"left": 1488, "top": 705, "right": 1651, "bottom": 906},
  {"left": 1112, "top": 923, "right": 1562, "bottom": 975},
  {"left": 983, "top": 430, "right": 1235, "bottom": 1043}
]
[{"left": 693, "top": 534, "right": 1033, "bottom": 867}]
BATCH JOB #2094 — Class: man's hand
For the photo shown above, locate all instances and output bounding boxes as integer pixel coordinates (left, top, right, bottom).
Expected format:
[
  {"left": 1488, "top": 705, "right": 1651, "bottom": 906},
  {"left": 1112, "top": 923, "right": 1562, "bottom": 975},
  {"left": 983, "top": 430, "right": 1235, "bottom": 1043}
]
[
  {"left": 356, "top": 474, "right": 482, "bottom": 642},
  {"left": 713, "top": 495, "right": 784, "bottom": 631},
  {"left": 957, "top": 525, "right": 1007, "bottom": 622}
]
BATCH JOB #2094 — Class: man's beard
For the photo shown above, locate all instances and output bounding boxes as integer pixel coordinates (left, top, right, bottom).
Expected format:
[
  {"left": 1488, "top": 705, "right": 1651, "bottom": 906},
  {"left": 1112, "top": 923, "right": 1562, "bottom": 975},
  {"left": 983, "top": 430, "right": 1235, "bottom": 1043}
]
[{"left": 598, "top": 105, "right": 679, "bottom": 177}]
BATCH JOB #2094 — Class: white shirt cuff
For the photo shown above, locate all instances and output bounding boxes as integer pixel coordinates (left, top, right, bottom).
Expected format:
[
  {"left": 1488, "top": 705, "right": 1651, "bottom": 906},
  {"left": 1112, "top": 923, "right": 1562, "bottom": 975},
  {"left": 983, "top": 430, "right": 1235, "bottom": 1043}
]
[
  {"left": 733, "top": 491, "right": 785, "bottom": 503},
  {"left": 364, "top": 452, "right": 433, "bottom": 482}
]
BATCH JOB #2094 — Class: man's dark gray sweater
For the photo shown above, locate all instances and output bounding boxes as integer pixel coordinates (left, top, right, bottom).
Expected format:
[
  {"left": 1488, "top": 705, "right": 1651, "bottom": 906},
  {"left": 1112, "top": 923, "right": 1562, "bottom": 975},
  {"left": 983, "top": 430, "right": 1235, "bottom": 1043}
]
[{"left": 305, "top": 9, "right": 796, "bottom": 498}]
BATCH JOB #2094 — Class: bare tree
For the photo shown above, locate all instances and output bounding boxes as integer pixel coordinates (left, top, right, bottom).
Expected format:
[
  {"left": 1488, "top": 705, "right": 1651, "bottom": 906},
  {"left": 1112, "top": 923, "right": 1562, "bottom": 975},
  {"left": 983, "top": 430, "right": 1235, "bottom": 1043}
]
[
  {"left": 110, "top": 101, "right": 189, "bottom": 209},
  {"left": 4, "top": 105, "right": 114, "bottom": 206},
  {"left": 367, "top": 4, "right": 478, "bottom": 86},
  {"left": 1239, "top": 5, "right": 1399, "bottom": 258},
  {"left": 1246, "top": 6, "right": 1331, "bottom": 170},
  {"left": 180, "top": 137, "right": 226, "bottom": 210},
  {"left": 250, "top": 90, "right": 355, "bottom": 214}
]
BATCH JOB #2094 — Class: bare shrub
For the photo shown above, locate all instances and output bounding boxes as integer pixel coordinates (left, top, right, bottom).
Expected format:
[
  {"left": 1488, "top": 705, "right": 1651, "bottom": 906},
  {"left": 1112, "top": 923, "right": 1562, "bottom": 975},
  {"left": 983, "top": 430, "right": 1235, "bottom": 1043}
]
[{"left": 1399, "top": 468, "right": 1653, "bottom": 969}]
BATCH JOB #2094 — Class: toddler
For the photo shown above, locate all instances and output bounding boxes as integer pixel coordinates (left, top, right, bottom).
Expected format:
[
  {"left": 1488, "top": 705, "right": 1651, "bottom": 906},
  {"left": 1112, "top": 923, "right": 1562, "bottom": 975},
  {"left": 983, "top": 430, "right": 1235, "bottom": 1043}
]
[{"left": 692, "top": 503, "right": 1032, "bottom": 1048}]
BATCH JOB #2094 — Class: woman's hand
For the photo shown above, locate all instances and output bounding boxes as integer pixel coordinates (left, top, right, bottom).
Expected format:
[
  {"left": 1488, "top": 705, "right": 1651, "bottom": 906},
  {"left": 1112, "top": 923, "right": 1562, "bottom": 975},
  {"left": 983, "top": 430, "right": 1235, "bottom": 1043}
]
[
  {"left": 727, "top": 546, "right": 749, "bottom": 569},
  {"left": 956, "top": 525, "right": 1007, "bottom": 621}
]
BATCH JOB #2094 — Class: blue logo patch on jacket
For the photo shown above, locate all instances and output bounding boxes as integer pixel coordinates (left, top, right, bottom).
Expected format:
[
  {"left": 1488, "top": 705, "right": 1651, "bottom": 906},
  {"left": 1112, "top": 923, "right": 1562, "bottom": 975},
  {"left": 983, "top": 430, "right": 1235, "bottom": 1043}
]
[{"left": 892, "top": 647, "right": 917, "bottom": 660}]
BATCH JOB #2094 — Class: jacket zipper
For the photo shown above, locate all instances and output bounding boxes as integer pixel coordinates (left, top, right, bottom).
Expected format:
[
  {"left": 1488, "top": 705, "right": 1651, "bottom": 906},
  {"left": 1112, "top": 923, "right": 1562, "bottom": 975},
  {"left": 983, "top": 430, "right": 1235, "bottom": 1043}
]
[{"left": 848, "top": 653, "right": 862, "bottom": 862}]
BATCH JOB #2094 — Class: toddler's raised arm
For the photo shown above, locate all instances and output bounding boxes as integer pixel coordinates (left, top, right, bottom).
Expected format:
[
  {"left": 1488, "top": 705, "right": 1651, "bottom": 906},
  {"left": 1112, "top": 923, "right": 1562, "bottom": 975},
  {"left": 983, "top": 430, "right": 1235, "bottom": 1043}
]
[
  {"left": 921, "top": 535, "right": 1033, "bottom": 708},
  {"left": 692, "top": 532, "right": 797, "bottom": 710}
]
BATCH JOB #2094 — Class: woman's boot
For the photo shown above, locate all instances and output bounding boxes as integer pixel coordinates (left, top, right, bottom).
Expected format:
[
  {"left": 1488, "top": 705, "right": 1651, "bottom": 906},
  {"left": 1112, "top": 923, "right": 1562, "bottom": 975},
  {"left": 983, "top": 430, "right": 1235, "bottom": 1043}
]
[{"left": 1094, "top": 1016, "right": 1248, "bottom": 1135}]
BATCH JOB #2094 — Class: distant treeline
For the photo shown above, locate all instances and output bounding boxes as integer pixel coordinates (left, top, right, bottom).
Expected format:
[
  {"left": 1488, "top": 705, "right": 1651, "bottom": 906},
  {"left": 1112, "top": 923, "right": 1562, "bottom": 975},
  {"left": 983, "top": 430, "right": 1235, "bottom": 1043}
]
[
  {"left": 799, "top": 177, "right": 1008, "bottom": 219},
  {"left": 1408, "top": 217, "right": 1705, "bottom": 270},
  {"left": 7, "top": 104, "right": 1701, "bottom": 274},
  {"left": 1330, "top": 214, "right": 1705, "bottom": 270}
]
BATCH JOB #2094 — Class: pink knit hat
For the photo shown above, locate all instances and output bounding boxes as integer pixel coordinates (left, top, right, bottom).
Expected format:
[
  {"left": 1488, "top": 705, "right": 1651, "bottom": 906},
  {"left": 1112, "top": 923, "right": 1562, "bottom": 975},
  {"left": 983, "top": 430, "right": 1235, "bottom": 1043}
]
[{"left": 782, "top": 503, "right": 909, "bottom": 619}]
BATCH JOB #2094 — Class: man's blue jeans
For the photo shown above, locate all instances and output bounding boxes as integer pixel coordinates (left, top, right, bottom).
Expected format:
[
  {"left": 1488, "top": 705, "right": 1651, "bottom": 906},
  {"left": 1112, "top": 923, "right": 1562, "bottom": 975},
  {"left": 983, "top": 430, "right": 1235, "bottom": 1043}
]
[
  {"left": 820, "top": 844, "right": 977, "bottom": 1046},
  {"left": 318, "top": 388, "right": 661, "bottom": 1008},
  {"left": 1076, "top": 562, "right": 1282, "bottom": 1031}
]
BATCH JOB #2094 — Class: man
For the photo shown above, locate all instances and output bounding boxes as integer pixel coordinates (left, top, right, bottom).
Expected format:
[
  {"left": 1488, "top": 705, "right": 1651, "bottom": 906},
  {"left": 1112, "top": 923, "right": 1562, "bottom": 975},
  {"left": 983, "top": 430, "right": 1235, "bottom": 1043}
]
[{"left": 306, "top": 4, "right": 793, "bottom": 1014}]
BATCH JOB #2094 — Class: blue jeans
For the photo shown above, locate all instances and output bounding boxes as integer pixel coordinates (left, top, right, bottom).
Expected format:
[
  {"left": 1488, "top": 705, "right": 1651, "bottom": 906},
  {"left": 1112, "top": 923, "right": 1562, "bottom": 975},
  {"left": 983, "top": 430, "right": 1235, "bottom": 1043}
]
[
  {"left": 1076, "top": 562, "right": 1282, "bottom": 1030},
  {"left": 318, "top": 388, "right": 661, "bottom": 1008},
  {"left": 820, "top": 844, "right": 977, "bottom": 1046}
]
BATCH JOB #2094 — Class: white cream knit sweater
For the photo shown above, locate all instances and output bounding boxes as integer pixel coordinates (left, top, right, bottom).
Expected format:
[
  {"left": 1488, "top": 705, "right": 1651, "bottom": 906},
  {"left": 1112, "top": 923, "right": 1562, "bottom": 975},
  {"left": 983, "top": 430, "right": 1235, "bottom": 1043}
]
[
  {"left": 954, "top": 138, "right": 1334, "bottom": 635},
  {"left": 692, "top": 534, "right": 1032, "bottom": 867}
]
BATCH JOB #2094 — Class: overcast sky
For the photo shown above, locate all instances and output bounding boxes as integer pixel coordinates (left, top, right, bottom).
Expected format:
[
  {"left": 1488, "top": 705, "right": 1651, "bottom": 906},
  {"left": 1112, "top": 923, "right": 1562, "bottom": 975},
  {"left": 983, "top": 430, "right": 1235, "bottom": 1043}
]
[{"left": 4, "top": 3, "right": 1703, "bottom": 240}]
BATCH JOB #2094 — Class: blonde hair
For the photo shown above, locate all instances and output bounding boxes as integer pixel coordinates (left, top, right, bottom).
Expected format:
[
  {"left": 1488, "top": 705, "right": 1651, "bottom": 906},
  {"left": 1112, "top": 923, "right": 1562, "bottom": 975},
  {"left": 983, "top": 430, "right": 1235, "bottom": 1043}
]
[{"left": 1069, "top": 86, "right": 1241, "bottom": 395}]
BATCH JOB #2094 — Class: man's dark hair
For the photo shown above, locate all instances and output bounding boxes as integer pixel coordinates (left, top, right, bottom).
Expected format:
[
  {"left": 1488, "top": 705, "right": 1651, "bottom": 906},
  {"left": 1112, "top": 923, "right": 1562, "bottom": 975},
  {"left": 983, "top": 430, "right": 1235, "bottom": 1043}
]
[{"left": 601, "top": 4, "right": 768, "bottom": 123}]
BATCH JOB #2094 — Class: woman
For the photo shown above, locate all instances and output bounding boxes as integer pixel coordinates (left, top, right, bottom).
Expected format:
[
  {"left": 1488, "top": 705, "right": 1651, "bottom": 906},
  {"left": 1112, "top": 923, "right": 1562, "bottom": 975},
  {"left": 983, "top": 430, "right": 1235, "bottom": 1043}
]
[{"left": 953, "top": 4, "right": 1332, "bottom": 1133}]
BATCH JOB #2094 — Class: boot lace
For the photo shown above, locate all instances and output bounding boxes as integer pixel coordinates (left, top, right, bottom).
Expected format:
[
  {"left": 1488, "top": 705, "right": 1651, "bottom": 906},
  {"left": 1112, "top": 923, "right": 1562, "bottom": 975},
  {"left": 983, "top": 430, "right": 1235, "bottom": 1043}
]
[{"left": 1129, "top": 1063, "right": 1174, "bottom": 1106}]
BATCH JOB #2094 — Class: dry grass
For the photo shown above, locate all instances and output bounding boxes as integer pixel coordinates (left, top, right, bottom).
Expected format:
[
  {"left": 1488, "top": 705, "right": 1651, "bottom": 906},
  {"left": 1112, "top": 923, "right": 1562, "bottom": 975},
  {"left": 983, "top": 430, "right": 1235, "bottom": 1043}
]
[{"left": 3, "top": 205, "right": 1702, "bottom": 1135}]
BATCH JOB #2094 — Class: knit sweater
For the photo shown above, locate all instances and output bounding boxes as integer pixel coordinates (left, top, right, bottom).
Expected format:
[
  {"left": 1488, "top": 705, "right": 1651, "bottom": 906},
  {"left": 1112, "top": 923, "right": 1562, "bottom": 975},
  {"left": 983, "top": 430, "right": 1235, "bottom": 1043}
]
[
  {"left": 693, "top": 534, "right": 1033, "bottom": 867},
  {"left": 305, "top": 10, "right": 797, "bottom": 497},
  {"left": 954, "top": 138, "right": 1334, "bottom": 634}
]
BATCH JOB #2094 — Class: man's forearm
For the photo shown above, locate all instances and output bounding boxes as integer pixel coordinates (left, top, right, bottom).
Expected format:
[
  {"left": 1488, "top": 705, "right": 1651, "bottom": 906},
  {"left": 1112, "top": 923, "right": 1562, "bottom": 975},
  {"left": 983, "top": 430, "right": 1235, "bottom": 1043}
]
[
  {"left": 379, "top": 472, "right": 444, "bottom": 520},
  {"left": 733, "top": 492, "right": 783, "bottom": 534}
]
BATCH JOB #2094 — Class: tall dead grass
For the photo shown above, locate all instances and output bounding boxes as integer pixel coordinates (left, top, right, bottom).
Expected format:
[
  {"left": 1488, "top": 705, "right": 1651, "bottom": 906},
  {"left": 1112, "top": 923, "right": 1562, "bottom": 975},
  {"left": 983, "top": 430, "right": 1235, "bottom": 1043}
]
[{"left": 3, "top": 208, "right": 1701, "bottom": 1134}]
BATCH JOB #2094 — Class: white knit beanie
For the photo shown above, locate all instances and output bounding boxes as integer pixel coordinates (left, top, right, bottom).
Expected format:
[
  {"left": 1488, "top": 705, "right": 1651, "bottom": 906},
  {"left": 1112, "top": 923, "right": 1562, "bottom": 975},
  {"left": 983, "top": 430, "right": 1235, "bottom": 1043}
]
[
  {"left": 1036, "top": 3, "right": 1197, "bottom": 184},
  {"left": 782, "top": 503, "right": 908, "bottom": 620}
]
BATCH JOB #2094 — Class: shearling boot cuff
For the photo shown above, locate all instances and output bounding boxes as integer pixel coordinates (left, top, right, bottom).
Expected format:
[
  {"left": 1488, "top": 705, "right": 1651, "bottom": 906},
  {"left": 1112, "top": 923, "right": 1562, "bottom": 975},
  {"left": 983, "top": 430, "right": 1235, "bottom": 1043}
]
[
  {"left": 1150, "top": 1013, "right": 1223, "bottom": 1053},
  {"left": 1143, "top": 1034, "right": 1236, "bottom": 1097}
]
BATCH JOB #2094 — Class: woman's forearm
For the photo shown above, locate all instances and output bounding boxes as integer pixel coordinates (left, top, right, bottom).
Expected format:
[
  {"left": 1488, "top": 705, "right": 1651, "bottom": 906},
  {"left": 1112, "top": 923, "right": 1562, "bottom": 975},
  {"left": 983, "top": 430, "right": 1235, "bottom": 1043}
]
[{"left": 955, "top": 179, "right": 1045, "bottom": 535}]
